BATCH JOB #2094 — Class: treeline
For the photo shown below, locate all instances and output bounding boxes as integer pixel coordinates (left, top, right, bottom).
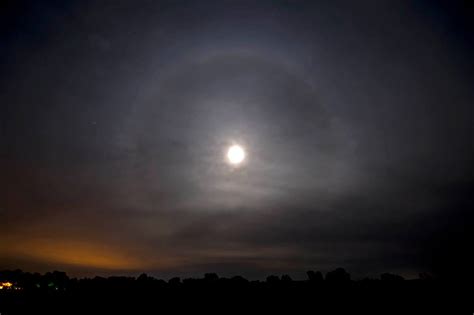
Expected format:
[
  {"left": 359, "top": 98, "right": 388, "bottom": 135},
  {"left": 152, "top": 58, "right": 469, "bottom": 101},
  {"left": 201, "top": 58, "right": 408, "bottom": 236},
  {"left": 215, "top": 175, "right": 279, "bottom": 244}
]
[
  {"left": 0, "top": 268, "right": 471, "bottom": 314},
  {"left": 0, "top": 267, "right": 429, "bottom": 291}
]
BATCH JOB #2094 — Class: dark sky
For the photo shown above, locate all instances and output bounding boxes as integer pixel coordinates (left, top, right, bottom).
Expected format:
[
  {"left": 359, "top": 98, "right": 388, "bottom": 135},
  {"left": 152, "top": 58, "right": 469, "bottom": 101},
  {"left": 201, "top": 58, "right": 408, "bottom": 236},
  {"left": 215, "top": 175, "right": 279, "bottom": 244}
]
[{"left": 1, "top": 0, "right": 473, "bottom": 280}]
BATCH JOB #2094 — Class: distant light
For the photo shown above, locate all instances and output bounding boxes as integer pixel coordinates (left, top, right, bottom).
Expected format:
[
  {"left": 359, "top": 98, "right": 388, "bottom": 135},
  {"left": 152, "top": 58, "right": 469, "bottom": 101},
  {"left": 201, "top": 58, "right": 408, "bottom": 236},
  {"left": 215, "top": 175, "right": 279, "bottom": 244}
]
[
  {"left": 1, "top": 282, "right": 12, "bottom": 289},
  {"left": 227, "top": 145, "right": 246, "bottom": 165}
]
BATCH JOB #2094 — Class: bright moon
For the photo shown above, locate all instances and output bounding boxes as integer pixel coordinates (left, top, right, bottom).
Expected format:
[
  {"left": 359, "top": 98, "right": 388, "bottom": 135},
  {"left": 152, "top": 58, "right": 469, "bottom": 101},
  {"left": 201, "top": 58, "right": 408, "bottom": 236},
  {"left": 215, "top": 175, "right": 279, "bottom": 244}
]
[{"left": 227, "top": 145, "right": 246, "bottom": 165}]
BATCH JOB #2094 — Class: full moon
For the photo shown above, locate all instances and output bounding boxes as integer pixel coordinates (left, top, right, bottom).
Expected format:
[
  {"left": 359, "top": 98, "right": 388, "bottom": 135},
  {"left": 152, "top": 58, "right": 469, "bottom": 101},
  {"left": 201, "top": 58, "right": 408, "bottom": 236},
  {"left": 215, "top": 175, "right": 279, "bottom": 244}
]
[{"left": 227, "top": 145, "right": 246, "bottom": 165}]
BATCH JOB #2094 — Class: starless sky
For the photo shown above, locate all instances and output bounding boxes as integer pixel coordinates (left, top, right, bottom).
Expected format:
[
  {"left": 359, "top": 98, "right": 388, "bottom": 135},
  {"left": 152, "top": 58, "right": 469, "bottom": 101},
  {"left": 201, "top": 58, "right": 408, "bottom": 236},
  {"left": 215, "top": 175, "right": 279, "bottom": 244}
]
[{"left": 1, "top": 0, "right": 473, "bottom": 279}]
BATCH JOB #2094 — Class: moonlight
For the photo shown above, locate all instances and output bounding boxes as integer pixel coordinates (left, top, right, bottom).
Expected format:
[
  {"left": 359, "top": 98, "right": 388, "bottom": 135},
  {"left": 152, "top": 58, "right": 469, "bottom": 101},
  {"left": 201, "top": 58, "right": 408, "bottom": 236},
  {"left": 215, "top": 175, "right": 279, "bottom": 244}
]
[{"left": 227, "top": 145, "right": 246, "bottom": 165}]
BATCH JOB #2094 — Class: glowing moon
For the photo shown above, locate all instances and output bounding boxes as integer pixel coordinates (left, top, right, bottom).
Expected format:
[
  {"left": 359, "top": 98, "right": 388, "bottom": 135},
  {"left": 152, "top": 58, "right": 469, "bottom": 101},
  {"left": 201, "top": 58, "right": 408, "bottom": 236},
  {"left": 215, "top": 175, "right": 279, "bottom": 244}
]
[{"left": 227, "top": 145, "right": 246, "bottom": 165}]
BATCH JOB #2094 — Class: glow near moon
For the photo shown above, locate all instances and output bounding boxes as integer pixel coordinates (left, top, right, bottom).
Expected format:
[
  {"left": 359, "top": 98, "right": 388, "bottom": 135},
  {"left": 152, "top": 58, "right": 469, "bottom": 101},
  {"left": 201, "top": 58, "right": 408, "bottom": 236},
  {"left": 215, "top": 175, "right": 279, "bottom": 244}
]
[{"left": 227, "top": 145, "right": 246, "bottom": 165}]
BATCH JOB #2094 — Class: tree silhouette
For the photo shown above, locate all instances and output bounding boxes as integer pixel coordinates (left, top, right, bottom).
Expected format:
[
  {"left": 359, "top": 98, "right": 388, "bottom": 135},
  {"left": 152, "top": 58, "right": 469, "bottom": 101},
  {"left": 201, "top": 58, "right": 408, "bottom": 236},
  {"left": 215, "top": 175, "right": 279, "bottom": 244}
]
[
  {"left": 307, "top": 270, "right": 324, "bottom": 282},
  {"left": 325, "top": 268, "right": 351, "bottom": 282}
]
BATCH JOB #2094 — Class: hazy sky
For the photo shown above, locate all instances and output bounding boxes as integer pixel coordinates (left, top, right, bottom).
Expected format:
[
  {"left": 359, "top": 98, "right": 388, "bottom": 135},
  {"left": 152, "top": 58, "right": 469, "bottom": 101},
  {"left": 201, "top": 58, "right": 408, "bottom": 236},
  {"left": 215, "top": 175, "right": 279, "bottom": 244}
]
[{"left": 1, "top": 0, "right": 473, "bottom": 279}]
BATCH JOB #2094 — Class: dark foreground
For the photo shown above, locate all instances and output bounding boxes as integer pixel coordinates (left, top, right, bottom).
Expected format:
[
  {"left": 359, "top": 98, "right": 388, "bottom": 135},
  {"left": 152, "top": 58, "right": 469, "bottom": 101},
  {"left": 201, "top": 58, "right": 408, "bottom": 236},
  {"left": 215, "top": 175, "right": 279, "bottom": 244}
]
[{"left": 0, "top": 269, "right": 472, "bottom": 314}]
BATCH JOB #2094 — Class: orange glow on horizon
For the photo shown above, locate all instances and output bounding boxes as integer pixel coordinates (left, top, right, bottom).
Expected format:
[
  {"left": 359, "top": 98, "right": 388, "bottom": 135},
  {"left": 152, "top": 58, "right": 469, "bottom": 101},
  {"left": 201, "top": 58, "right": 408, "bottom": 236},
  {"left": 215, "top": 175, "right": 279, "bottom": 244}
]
[{"left": 1, "top": 238, "right": 153, "bottom": 271}]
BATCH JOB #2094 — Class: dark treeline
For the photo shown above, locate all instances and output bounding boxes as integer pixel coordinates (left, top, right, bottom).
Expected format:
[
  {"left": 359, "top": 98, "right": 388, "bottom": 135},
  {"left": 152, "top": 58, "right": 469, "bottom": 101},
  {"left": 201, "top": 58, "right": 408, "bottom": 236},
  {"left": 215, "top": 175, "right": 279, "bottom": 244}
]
[
  {"left": 0, "top": 267, "right": 408, "bottom": 290},
  {"left": 0, "top": 268, "right": 471, "bottom": 314}
]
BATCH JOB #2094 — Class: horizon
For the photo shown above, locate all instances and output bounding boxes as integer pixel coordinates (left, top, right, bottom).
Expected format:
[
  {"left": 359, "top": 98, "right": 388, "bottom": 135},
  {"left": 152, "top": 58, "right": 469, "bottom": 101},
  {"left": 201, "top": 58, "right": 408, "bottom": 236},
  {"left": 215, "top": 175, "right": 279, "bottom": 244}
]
[
  {"left": 1, "top": 0, "right": 473, "bottom": 281},
  {"left": 0, "top": 267, "right": 426, "bottom": 282}
]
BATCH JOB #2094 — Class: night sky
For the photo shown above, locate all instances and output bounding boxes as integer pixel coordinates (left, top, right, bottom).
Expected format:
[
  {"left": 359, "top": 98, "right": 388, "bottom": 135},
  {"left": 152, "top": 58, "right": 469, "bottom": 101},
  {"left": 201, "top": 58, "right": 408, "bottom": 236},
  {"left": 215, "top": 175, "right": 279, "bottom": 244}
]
[{"left": 1, "top": 0, "right": 473, "bottom": 280}]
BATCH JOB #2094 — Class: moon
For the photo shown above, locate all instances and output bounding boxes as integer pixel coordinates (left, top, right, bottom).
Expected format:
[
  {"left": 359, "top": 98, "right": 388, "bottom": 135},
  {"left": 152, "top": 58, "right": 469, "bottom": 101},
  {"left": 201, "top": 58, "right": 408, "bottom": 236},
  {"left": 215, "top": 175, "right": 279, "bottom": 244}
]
[{"left": 227, "top": 145, "right": 246, "bottom": 165}]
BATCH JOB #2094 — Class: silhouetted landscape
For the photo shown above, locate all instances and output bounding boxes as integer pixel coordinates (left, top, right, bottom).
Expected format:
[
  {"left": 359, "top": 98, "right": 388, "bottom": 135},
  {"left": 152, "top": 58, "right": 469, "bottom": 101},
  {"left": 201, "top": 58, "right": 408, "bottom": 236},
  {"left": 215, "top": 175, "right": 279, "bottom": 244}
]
[{"left": 0, "top": 268, "right": 472, "bottom": 314}]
